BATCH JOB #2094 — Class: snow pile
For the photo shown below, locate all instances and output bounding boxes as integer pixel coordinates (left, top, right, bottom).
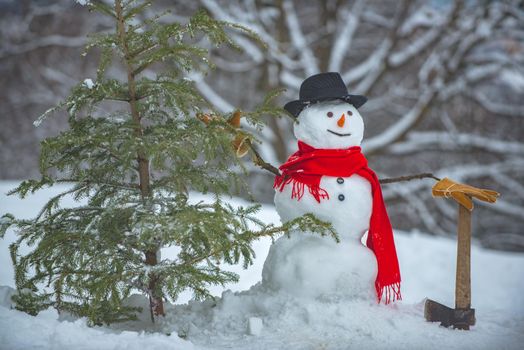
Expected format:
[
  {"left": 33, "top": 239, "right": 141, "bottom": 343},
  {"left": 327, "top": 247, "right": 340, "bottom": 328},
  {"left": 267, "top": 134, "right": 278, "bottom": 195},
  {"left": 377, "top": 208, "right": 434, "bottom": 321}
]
[
  {"left": 0, "top": 293, "right": 193, "bottom": 350},
  {"left": 1, "top": 182, "right": 524, "bottom": 349}
]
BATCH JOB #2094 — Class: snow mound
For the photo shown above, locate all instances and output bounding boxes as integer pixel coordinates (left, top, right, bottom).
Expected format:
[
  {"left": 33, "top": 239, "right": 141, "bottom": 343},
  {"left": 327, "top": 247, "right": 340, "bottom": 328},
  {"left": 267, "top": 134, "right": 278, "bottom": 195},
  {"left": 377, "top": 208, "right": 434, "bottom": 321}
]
[
  {"left": 158, "top": 282, "right": 522, "bottom": 350},
  {"left": 261, "top": 233, "right": 376, "bottom": 300},
  {"left": 0, "top": 303, "right": 194, "bottom": 350},
  {"left": 0, "top": 285, "right": 17, "bottom": 309}
]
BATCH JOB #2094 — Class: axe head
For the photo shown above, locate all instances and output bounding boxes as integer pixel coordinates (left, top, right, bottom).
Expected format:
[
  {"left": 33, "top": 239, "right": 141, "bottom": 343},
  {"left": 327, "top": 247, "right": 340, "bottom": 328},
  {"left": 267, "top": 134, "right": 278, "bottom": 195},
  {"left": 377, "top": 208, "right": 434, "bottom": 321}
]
[{"left": 424, "top": 299, "right": 476, "bottom": 330}]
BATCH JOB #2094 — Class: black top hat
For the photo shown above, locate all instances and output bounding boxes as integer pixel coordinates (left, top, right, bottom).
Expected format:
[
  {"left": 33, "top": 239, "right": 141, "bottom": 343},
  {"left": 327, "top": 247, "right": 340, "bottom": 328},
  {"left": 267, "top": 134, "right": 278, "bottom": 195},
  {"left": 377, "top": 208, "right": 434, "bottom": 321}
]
[{"left": 284, "top": 72, "right": 367, "bottom": 118}]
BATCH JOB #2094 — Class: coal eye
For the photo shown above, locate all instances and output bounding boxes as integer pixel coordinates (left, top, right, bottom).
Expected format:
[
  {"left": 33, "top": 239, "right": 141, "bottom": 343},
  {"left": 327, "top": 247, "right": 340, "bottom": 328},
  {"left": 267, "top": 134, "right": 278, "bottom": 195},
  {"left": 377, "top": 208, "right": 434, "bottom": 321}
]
[
  {"left": 327, "top": 112, "right": 333, "bottom": 118},
  {"left": 347, "top": 110, "right": 353, "bottom": 116}
]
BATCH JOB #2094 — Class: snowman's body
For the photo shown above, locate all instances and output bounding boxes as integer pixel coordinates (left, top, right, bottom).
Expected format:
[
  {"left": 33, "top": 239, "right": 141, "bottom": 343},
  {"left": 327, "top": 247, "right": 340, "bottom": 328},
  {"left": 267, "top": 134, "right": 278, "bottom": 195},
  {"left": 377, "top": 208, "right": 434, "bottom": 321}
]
[
  {"left": 262, "top": 100, "right": 379, "bottom": 300},
  {"left": 274, "top": 174, "right": 372, "bottom": 240}
]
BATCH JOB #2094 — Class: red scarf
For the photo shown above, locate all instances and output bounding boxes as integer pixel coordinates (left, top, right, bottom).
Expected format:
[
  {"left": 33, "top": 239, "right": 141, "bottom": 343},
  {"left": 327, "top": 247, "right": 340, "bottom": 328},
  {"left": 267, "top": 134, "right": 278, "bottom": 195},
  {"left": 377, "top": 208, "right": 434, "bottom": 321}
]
[{"left": 274, "top": 141, "right": 401, "bottom": 304}]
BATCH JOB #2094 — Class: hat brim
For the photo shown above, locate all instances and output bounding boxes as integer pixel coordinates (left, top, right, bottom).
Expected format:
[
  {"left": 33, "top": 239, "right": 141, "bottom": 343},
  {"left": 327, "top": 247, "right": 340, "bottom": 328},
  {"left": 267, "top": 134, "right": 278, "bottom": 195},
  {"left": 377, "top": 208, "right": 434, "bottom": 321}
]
[{"left": 284, "top": 95, "right": 368, "bottom": 118}]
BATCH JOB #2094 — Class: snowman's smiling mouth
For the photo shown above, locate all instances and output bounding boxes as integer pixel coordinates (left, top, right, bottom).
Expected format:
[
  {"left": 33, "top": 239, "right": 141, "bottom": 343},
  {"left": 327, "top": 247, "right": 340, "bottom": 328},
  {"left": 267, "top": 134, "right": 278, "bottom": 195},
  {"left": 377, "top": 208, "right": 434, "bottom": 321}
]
[{"left": 327, "top": 129, "right": 352, "bottom": 137}]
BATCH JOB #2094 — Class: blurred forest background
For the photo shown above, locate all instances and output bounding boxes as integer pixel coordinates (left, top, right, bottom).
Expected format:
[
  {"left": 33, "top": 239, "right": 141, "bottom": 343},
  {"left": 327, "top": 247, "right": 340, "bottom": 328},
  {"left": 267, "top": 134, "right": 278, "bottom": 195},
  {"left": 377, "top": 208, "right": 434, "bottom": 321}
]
[{"left": 1, "top": 0, "right": 523, "bottom": 251}]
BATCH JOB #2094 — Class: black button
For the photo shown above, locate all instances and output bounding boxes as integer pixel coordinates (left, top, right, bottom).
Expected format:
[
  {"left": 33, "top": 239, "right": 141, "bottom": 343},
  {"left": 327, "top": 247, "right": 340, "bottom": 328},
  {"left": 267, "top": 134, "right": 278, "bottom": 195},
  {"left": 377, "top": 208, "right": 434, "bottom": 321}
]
[
  {"left": 337, "top": 177, "right": 344, "bottom": 184},
  {"left": 338, "top": 194, "right": 345, "bottom": 201}
]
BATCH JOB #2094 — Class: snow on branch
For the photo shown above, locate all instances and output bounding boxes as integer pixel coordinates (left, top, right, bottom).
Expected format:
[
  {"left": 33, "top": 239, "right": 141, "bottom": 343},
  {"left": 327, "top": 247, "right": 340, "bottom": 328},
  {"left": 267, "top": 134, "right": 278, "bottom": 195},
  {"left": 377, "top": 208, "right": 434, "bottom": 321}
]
[
  {"left": 381, "top": 159, "right": 524, "bottom": 220},
  {"left": 200, "top": 0, "right": 265, "bottom": 63},
  {"left": 328, "top": 0, "right": 365, "bottom": 72},
  {"left": 492, "top": 172, "right": 524, "bottom": 199},
  {"left": 388, "top": 27, "right": 444, "bottom": 68},
  {"left": 382, "top": 158, "right": 524, "bottom": 203},
  {"left": 187, "top": 73, "right": 234, "bottom": 113},
  {"left": 398, "top": 4, "right": 445, "bottom": 35},
  {"left": 282, "top": 0, "right": 319, "bottom": 76},
  {"left": 343, "top": 40, "right": 390, "bottom": 84},
  {"left": 387, "top": 182, "right": 448, "bottom": 235},
  {"left": 470, "top": 90, "right": 524, "bottom": 117},
  {"left": 438, "top": 63, "right": 503, "bottom": 100},
  {"left": 0, "top": 35, "right": 87, "bottom": 59},
  {"left": 202, "top": 0, "right": 300, "bottom": 72},
  {"left": 363, "top": 89, "right": 436, "bottom": 154},
  {"left": 389, "top": 1, "right": 460, "bottom": 68},
  {"left": 388, "top": 132, "right": 524, "bottom": 155},
  {"left": 351, "top": 0, "right": 412, "bottom": 94}
]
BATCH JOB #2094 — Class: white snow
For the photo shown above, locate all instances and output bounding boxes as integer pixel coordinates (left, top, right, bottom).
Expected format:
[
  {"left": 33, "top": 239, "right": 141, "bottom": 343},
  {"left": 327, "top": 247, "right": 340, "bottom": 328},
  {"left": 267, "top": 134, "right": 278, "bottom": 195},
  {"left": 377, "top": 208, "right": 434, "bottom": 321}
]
[
  {"left": 500, "top": 68, "right": 524, "bottom": 92},
  {"left": 187, "top": 72, "right": 234, "bottom": 113},
  {"left": 389, "top": 131, "right": 524, "bottom": 156},
  {"left": 75, "top": 0, "right": 91, "bottom": 6},
  {"left": 281, "top": 0, "right": 319, "bottom": 76},
  {"left": 363, "top": 89, "right": 435, "bottom": 153},
  {"left": 83, "top": 78, "right": 95, "bottom": 89},
  {"left": 399, "top": 5, "right": 445, "bottom": 35},
  {"left": 327, "top": 0, "right": 365, "bottom": 72},
  {"left": 1, "top": 181, "right": 524, "bottom": 349},
  {"left": 247, "top": 317, "right": 263, "bottom": 336}
]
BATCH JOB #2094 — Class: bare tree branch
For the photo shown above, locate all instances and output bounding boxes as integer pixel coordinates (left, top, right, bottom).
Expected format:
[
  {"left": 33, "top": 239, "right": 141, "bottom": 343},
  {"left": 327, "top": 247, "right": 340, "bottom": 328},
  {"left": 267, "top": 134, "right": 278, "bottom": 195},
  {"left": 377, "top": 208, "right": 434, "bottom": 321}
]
[
  {"left": 282, "top": 0, "right": 320, "bottom": 75},
  {"left": 328, "top": 0, "right": 365, "bottom": 72}
]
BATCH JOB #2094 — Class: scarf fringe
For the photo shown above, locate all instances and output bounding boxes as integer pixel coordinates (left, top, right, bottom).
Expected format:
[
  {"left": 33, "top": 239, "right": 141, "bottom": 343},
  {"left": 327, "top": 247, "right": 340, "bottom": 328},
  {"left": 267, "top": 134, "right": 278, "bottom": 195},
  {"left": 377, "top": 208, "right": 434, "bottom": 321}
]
[
  {"left": 274, "top": 177, "right": 329, "bottom": 203},
  {"left": 376, "top": 282, "right": 402, "bottom": 305}
]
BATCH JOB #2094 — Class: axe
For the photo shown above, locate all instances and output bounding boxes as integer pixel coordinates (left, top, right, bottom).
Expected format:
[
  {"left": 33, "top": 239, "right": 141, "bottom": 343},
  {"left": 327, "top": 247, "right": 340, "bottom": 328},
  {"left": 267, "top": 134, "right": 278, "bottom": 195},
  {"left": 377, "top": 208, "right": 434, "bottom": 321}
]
[{"left": 424, "top": 178, "right": 499, "bottom": 330}]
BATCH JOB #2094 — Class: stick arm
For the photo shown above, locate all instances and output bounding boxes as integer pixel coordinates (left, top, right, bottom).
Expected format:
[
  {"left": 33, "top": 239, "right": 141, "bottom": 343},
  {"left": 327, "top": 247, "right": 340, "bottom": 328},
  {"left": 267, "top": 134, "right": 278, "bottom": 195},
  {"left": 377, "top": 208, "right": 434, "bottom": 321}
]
[{"left": 248, "top": 143, "right": 440, "bottom": 184}]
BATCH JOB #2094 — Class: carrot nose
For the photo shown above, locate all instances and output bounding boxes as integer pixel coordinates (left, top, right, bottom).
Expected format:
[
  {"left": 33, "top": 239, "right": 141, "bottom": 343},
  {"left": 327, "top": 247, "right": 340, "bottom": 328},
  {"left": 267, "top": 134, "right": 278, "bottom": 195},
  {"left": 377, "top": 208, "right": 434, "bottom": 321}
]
[{"left": 337, "top": 114, "right": 345, "bottom": 127}]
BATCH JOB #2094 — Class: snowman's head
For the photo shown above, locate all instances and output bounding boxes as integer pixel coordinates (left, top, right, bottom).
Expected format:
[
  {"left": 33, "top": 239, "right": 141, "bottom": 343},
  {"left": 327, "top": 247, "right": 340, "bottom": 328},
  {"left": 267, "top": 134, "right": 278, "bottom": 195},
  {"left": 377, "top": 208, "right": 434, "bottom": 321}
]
[{"left": 294, "top": 100, "right": 364, "bottom": 149}]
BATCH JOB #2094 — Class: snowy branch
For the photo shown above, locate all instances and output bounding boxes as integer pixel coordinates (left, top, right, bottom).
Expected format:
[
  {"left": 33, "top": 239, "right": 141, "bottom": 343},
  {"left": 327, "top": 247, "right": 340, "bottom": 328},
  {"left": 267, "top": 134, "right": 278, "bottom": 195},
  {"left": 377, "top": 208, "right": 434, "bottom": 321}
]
[
  {"left": 469, "top": 90, "right": 524, "bottom": 117},
  {"left": 382, "top": 158, "right": 524, "bottom": 220},
  {"left": 186, "top": 73, "right": 234, "bottom": 113},
  {"left": 0, "top": 35, "right": 87, "bottom": 59},
  {"left": 328, "top": 0, "right": 365, "bottom": 72},
  {"left": 388, "top": 132, "right": 524, "bottom": 155},
  {"left": 282, "top": 0, "right": 319, "bottom": 76},
  {"left": 363, "top": 89, "right": 436, "bottom": 154}
]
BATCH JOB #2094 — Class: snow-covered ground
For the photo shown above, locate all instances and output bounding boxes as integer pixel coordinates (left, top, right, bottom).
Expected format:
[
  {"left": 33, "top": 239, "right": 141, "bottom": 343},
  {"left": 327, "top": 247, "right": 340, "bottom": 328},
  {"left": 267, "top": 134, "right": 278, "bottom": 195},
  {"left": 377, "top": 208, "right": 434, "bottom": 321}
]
[{"left": 1, "top": 181, "right": 523, "bottom": 349}]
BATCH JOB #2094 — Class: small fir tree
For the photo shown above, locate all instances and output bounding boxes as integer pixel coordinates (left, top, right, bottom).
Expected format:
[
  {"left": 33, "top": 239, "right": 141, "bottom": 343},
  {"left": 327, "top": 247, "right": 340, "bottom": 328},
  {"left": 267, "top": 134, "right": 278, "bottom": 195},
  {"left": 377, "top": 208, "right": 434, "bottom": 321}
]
[{"left": 0, "top": 0, "right": 335, "bottom": 325}]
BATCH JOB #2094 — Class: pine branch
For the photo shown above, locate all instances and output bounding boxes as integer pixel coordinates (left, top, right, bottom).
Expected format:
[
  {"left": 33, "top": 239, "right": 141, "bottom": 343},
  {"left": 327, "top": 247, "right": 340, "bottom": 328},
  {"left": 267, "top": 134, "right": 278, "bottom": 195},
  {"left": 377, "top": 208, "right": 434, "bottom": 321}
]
[
  {"left": 54, "top": 179, "right": 139, "bottom": 191},
  {"left": 34, "top": 184, "right": 88, "bottom": 222}
]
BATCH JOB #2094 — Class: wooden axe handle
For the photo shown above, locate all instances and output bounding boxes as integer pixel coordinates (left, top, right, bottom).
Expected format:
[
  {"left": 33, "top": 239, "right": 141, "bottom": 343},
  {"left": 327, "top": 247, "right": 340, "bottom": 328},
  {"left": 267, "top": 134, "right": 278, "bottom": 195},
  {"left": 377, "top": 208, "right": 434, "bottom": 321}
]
[{"left": 455, "top": 198, "right": 472, "bottom": 310}]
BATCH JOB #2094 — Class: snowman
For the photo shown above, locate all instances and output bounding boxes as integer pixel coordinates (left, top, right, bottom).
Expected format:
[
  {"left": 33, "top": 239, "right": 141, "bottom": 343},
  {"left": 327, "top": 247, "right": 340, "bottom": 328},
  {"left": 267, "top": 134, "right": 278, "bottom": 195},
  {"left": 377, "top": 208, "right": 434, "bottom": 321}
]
[{"left": 262, "top": 72, "right": 401, "bottom": 304}]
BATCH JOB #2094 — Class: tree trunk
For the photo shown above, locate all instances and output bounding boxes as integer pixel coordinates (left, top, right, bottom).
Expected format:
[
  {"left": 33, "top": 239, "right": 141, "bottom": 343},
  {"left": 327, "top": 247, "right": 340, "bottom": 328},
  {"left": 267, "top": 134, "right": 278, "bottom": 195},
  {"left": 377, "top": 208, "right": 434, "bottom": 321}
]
[{"left": 115, "top": 0, "right": 164, "bottom": 321}]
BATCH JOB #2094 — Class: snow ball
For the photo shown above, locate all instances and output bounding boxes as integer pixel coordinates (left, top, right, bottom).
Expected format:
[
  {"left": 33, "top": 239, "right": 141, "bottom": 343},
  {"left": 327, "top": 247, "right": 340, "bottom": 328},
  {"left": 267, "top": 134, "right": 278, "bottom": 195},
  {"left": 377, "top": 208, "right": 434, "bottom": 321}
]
[
  {"left": 247, "top": 317, "right": 263, "bottom": 336},
  {"left": 83, "top": 79, "right": 95, "bottom": 89}
]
